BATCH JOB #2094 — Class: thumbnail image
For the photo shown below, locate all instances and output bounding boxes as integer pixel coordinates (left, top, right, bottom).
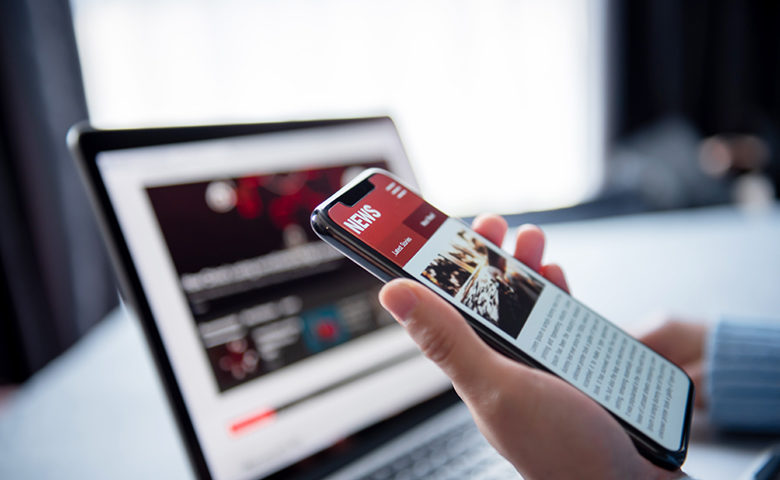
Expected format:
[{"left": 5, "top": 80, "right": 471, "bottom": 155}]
[{"left": 421, "top": 230, "right": 544, "bottom": 337}]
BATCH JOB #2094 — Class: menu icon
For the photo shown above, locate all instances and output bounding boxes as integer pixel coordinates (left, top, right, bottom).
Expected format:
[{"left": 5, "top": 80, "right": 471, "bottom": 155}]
[{"left": 385, "top": 180, "right": 407, "bottom": 199}]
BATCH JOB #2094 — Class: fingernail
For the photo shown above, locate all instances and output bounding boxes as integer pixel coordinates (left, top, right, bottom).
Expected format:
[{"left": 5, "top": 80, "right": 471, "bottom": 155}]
[{"left": 380, "top": 284, "right": 418, "bottom": 324}]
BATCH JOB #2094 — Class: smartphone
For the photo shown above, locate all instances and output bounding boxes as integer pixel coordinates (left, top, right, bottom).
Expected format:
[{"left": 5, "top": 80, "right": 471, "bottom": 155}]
[{"left": 310, "top": 168, "right": 693, "bottom": 470}]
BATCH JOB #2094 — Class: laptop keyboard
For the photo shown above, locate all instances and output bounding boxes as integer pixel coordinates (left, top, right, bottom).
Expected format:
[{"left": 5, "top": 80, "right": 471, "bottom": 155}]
[{"left": 362, "top": 421, "right": 518, "bottom": 480}]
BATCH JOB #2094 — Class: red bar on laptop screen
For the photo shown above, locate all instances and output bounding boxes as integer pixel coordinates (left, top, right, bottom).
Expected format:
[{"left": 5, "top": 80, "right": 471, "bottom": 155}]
[{"left": 328, "top": 175, "right": 445, "bottom": 268}]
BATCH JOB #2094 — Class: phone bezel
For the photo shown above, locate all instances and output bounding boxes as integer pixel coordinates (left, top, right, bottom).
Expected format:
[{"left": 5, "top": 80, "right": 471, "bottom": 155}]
[{"left": 311, "top": 168, "right": 694, "bottom": 471}]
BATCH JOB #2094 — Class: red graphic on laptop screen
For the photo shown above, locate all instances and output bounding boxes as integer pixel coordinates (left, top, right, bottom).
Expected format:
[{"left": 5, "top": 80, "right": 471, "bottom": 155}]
[{"left": 328, "top": 174, "right": 445, "bottom": 267}]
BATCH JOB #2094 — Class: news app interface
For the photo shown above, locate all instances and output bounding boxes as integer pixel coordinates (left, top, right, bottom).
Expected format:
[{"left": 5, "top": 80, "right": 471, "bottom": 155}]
[{"left": 328, "top": 173, "right": 690, "bottom": 451}]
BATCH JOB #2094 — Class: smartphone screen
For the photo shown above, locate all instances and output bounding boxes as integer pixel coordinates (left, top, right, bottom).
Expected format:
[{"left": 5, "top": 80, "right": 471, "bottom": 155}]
[{"left": 325, "top": 172, "right": 691, "bottom": 453}]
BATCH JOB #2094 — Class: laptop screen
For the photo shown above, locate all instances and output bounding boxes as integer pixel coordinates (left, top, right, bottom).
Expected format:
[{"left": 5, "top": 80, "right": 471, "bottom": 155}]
[{"left": 94, "top": 121, "right": 449, "bottom": 479}]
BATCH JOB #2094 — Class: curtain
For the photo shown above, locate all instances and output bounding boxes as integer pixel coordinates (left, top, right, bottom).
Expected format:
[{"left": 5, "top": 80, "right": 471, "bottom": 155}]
[
  {"left": 607, "top": 0, "right": 780, "bottom": 201},
  {"left": 0, "top": 0, "right": 116, "bottom": 382}
]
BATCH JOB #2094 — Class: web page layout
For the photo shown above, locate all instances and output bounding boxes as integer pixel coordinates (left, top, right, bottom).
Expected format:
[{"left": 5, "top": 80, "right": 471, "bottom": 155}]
[
  {"left": 146, "top": 163, "right": 394, "bottom": 392},
  {"left": 98, "top": 126, "right": 451, "bottom": 480},
  {"left": 328, "top": 173, "right": 690, "bottom": 451}
]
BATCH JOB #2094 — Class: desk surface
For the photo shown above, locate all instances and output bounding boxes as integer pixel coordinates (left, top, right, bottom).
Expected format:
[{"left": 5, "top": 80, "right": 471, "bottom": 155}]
[{"left": 1, "top": 204, "right": 779, "bottom": 479}]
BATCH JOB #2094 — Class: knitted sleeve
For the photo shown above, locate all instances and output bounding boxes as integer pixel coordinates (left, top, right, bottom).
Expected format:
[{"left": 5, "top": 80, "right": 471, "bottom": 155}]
[{"left": 706, "top": 319, "right": 780, "bottom": 431}]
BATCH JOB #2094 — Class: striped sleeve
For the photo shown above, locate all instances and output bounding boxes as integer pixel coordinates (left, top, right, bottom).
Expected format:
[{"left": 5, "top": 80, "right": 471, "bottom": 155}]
[{"left": 706, "top": 319, "right": 780, "bottom": 431}]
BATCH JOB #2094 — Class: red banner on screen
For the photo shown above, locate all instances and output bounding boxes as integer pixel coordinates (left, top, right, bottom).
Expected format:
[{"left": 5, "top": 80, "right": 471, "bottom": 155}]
[{"left": 328, "top": 174, "right": 445, "bottom": 267}]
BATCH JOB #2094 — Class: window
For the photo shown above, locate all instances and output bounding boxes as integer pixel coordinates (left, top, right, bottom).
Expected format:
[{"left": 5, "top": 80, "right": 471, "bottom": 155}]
[{"left": 72, "top": 0, "right": 605, "bottom": 215}]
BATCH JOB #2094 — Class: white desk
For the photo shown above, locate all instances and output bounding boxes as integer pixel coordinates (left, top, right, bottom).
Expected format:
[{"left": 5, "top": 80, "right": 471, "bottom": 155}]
[{"left": 1, "top": 205, "right": 778, "bottom": 478}]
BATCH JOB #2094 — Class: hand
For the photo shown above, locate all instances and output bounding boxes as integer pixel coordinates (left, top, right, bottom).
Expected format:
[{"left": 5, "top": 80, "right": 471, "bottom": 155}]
[
  {"left": 379, "top": 215, "right": 683, "bottom": 480},
  {"left": 640, "top": 319, "right": 709, "bottom": 408}
]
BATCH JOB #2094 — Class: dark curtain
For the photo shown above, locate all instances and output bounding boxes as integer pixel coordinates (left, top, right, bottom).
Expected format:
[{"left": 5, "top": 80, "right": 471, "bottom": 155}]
[
  {"left": 0, "top": 0, "right": 116, "bottom": 382},
  {"left": 608, "top": 0, "right": 780, "bottom": 192}
]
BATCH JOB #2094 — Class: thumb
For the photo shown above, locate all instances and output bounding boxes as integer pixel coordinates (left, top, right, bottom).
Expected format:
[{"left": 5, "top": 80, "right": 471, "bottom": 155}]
[{"left": 379, "top": 279, "right": 503, "bottom": 398}]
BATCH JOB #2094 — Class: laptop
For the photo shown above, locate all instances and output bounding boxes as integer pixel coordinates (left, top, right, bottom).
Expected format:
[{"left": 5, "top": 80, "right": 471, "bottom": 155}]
[{"left": 70, "top": 117, "right": 517, "bottom": 480}]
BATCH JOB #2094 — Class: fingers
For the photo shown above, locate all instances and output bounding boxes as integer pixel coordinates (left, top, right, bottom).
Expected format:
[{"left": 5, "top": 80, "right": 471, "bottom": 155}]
[
  {"left": 514, "top": 224, "right": 570, "bottom": 293},
  {"left": 685, "top": 362, "right": 707, "bottom": 409},
  {"left": 638, "top": 325, "right": 676, "bottom": 360},
  {"left": 379, "top": 279, "right": 503, "bottom": 398},
  {"left": 472, "top": 214, "right": 508, "bottom": 247},
  {"left": 540, "top": 263, "right": 570, "bottom": 293},
  {"left": 639, "top": 320, "right": 707, "bottom": 366},
  {"left": 513, "top": 224, "right": 545, "bottom": 272},
  {"left": 639, "top": 320, "right": 709, "bottom": 409}
]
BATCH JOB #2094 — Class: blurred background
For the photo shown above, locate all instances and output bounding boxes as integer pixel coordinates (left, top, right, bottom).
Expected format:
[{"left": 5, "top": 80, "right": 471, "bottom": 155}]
[{"left": 1, "top": 0, "right": 778, "bottom": 389}]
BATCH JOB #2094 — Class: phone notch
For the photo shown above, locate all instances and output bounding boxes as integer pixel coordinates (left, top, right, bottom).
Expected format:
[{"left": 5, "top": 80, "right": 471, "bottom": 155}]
[{"left": 337, "top": 178, "right": 375, "bottom": 207}]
